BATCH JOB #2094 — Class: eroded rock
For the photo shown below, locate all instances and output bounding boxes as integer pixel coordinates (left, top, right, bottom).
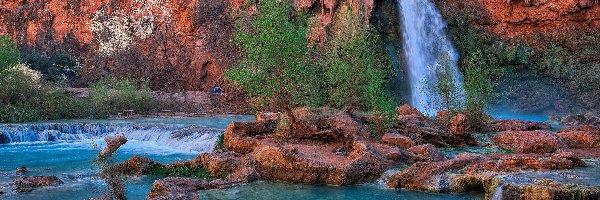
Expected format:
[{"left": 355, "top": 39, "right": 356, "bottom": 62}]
[
  {"left": 13, "top": 176, "right": 63, "bottom": 193},
  {"left": 483, "top": 120, "right": 551, "bottom": 132},
  {"left": 492, "top": 130, "right": 565, "bottom": 153},
  {"left": 407, "top": 144, "right": 447, "bottom": 162},
  {"left": 381, "top": 133, "right": 415, "bottom": 149},
  {"left": 557, "top": 131, "right": 600, "bottom": 148}
]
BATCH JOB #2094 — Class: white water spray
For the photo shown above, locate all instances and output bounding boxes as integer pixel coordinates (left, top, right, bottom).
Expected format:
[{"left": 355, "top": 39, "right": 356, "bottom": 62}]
[{"left": 397, "top": 0, "right": 464, "bottom": 115}]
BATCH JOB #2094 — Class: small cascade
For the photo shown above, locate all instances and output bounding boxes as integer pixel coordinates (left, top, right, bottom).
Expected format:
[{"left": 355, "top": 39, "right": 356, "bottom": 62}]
[
  {"left": 0, "top": 123, "right": 224, "bottom": 153},
  {"left": 490, "top": 184, "right": 504, "bottom": 200},
  {"left": 397, "top": 0, "right": 464, "bottom": 115}
]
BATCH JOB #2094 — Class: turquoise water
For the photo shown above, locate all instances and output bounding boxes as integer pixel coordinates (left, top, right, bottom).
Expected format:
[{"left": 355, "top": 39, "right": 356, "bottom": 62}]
[
  {"left": 201, "top": 181, "right": 483, "bottom": 200},
  {"left": 0, "top": 116, "right": 484, "bottom": 200}
]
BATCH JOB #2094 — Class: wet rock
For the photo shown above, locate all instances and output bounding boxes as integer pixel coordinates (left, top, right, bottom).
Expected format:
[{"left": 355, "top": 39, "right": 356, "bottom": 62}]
[
  {"left": 557, "top": 130, "right": 600, "bottom": 148},
  {"left": 381, "top": 133, "right": 415, "bottom": 149},
  {"left": 492, "top": 130, "right": 566, "bottom": 153},
  {"left": 0, "top": 131, "right": 9, "bottom": 144},
  {"left": 15, "top": 167, "right": 28, "bottom": 175},
  {"left": 397, "top": 104, "right": 424, "bottom": 117},
  {"left": 115, "top": 156, "right": 162, "bottom": 176},
  {"left": 483, "top": 120, "right": 551, "bottom": 132},
  {"left": 450, "top": 114, "right": 468, "bottom": 137},
  {"left": 557, "top": 148, "right": 600, "bottom": 159},
  {"left": 481, "top": 152, "right": 587, "bottom": 171},
  {"left": 97, "top": 134, "right": 127, "bottom": 160},
  {"left": 386, "top": 153, "right": 487, "bottom": 192},
  {"left": 499, "top": 183, "right": 600, "bottom": 200},
  {"left": 559, "top": 114, "right": 600, "bottom": 126},
  {"left": 223, "top": 120, "right": 277, "bottom": 154},
  {"left": 147, "top": 177, "right": 243, "bottom": 200},
  {"left": 407, "top": 144, "right": 447, "bottom": 162},
  {"left": 251, "top": 143, "right": 389, "bottom": 185},
  {"left": 13, "top": 176, "right": 63, "bottom": 193},
  {"left": 393, "top": 105, "right": 464, "bottom": 147},
  {"left": 256, "top": 112, "right": 280, "bottom": 121},
  {"left": 559, "top": 125, "right": 600, "bottom": 134}
]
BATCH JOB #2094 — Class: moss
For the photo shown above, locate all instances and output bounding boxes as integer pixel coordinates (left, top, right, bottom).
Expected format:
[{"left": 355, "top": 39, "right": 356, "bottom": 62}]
[
  {"left": 215, "top": 133, "right": 225, "bottom": 150},
  {"left": 147, "top": 163, "right": 211, "bottom": 179}
]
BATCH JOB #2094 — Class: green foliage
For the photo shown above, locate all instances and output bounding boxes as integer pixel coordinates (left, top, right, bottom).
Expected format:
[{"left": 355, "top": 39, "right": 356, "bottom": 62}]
[
  {"left": 227, "top": 0, "right": 324, "bottom": 110},
  {"left": 0, "top": 35, "right": 20, "bottom": 71},
  {"left": 215, "top": 133, "right": 225, "bottom": 150},
  {"left": 228, "top": 0, "right": 396, "bottom": 118},
  {"left": 23, "top": 53, "right": 79, "bottom": 82},
  {"left": 147, "top": 163, "right": 211, "bottom": 179},
  {"left": 323, "top": 7, "right": 395, "bottom": 114},
  {"left": 462, "top": 50, "right": 499, "bottom": 111},
  {"left": 424, "top": 53, "right": 463, "bottom": 111},
  {"left": 88, "top": 77, "right": 156, "bottom": 116}
]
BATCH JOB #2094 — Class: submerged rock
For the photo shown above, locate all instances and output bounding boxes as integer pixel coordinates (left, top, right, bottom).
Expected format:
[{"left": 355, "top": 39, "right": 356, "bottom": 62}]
[
  {"left": 13, "top": 176, "right": 63, "bottom": 193},
  {"left": 0, "top": 131, "right": 9, "bottom": 144},
  {"left": 15, "top": 167, "right": 28, "bottom": 175},
  {"left": 147, "top": 177, "right": 243, "bottom": 200},
  {"left": 492, "top": 130, "right": 566, "bottom": 153}
]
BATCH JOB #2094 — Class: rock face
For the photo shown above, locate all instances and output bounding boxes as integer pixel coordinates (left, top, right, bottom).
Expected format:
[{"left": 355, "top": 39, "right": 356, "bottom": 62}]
[
  {"left": 13, "top": 176, "right": 63, "bottom": 193},
  {"left": 492, "top": 130, "right": 565, "bottom": 153},
  {"left": 435, "top": 0, "right": 600, "bottom": 45}
]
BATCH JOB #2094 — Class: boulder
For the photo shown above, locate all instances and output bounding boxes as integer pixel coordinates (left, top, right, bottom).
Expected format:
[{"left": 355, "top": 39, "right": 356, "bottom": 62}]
[
  {"left": 16, "top": 167, "right": 28, "bottom": 175},
  {"left": 477, "top": 152, "right": 587, "bottom": 171},
  {"left": 147, "top": 177, "right": 243, "bottom": 200},
  {"left": 385, "top": 153, "right": 487, "bottom": 192},
  {"left": 0, "top": 131, "right": 9, "bottom": 144},
  {"left": 498, "top": 183, "right": 600, "bottom": 200},
  {"left": 251, "top": 143, "right": 388, "bottom": 185},
  {"left": 483, "top": 120, "right": 551, "bottom": 132},
  {"left": 557, "top": 131, "right": 600, "bottom": 148},
  {"left": 450, "top": 114, "right": 468, "bottom": 137},
  {"left": 381, "top": 133, "right": 415, "bottom": 149},
  {"left": 407, "top": 144, "right": 447, "bottom": 162},
  {"left": 397, "top": 104, "right": 424, "bottom": 117},
  {"left": 13, "top": 176, "right": 63, "bottom": 193},
  {"left": 223, "top": 120, "right": 277, "bottom": 154},
  {"left": 492, "top": 130, "right": 565, "bottom": 153}
]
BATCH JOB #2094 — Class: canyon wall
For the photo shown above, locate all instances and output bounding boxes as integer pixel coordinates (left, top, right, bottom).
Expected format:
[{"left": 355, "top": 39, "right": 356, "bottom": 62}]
[{"left": 0, "top": 0, "right": 599, "bottom": 114}]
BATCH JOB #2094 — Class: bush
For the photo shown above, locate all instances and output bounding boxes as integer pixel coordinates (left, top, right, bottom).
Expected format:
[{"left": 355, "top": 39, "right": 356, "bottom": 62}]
[
  {"left": 323, "top": 7, "right": 396, "bottom": 114},
  {"left": 23, "top": 53, "right": 79, "bottom": 82},
  {"left": 424, "top": 52, "right": 463, "bottom": 112},
  {"left": 0, "top": 35, "right": 20, "bottom": 71},
  {"left": 88, "top": 78, "right": 156, "bottom": 116}
]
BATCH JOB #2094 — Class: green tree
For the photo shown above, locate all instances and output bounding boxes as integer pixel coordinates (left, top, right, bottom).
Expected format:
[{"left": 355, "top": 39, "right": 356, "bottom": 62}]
[
  {"left": 0, "top": 35, "right": 20, "bottom": 71},
  {"left": 226, "top": 0, "right": 323, "bottom": 133},
  {"left": 324, "top": 8, "right": 394, "bottom": 114}
]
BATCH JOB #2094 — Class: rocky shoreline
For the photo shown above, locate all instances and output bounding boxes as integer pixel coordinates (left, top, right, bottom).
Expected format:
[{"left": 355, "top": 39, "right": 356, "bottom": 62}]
[
  {"left": 117, "top": 105, "right": 600, "bottom": 199},
  {"left": 3, "top": 105, "right": 600, "bottom": 199}
]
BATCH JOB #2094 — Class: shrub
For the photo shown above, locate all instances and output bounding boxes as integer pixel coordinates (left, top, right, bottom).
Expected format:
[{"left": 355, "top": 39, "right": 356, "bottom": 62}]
[
  {"left": 215, "top": 133, "right": 225, "bottom": 150},
  {"left": 0, "top": 35, "right": 20, "bottom": 71},
  {"left": 424, "top": 52, "right": 463, "bottom": 112},
  {"left": 88, "top": 77, "right": 156, "bottom": 116},
  {"left": 23, "top": 53, "right": 79, "bottom": 82},
  {"left": 323, "top": 7, "right": 396, "bottom": 114}
]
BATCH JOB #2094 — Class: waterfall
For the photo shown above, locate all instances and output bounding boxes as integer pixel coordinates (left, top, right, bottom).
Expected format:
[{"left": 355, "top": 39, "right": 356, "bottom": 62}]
[
  {"left": 0, "top": 123, "right": 224, "bottom": 153},
  {"left": 397, "top": 0, "right": 464, "bottom": 115}
]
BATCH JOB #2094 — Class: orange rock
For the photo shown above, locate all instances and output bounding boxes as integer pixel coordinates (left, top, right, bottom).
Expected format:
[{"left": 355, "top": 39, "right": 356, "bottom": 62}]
[
  {"left": 255, "top": 112, "right": 280, "bottom": 121},
  {"left": 407, "top": 144, "right": 447, "bottom": 162},
  {"left": 557, "top": 131, "right": 600, "bottom": 148},
  {"left": 381, "top": 133, "right": 416, "bottom": 149},
  {"left": 492, "top": 130, "right": 566, "bottom": 153},
  {"left": 450, "top": 113, "right": 468, "bottom": 137}
]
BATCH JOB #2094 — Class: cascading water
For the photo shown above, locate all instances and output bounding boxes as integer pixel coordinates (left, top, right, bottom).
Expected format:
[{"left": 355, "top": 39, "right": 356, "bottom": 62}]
[{"left": 397, "top": 0, "right": 464, "bottom": 115}]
